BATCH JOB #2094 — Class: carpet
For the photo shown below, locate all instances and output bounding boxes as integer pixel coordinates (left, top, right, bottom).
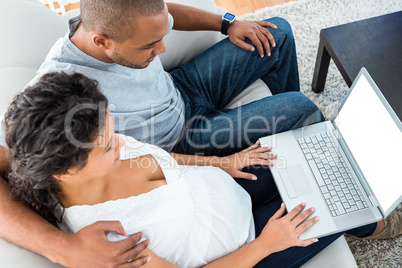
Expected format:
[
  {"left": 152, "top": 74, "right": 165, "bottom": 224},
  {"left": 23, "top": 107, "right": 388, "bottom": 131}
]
[{"left": 240, "top": 0, "right": 402, "bottom": 267}]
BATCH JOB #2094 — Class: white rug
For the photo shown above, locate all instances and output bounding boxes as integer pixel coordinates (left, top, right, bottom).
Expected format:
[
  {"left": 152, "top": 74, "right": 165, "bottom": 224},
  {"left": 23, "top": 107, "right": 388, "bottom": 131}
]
[{"left": 240, "top": 0, "right": 402, "bottom": 267}]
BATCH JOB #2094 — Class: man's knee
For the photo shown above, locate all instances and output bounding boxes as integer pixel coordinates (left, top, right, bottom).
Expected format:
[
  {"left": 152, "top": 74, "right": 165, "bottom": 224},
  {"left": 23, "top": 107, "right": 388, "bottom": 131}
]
[
  {"left": 265, "top": 17, "right": 293, "bottom": 33},
  {"left": 288, "top": 92, "right": 325, "bottom": 126},
  {"left": 264, "top": 17, "right": 294, "bottom": 44}
]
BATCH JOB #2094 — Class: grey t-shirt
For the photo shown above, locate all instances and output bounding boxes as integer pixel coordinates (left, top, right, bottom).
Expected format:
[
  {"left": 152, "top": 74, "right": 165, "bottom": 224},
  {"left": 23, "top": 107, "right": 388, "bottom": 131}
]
[{"left": 0, "top": 14, "right": 185, "bottom": 151}]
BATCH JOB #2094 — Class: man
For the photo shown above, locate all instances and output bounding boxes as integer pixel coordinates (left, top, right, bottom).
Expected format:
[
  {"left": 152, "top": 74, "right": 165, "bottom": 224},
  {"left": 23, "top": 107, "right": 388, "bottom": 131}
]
[{"left": 0, "top": 0, "right": 327, "bottom": 267}]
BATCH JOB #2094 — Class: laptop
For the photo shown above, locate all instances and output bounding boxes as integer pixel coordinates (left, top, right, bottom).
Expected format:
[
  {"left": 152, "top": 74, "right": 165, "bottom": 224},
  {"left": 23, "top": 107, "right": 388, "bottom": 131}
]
[{"left": 259, "top": 68, "right": 402, "bottom": 240}]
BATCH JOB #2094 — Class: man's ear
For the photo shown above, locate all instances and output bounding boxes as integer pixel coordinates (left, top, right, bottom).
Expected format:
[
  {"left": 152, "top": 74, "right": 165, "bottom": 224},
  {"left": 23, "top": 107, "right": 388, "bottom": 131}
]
[{"left": 92, "top": 32, "right": 114, "bottom": 50}]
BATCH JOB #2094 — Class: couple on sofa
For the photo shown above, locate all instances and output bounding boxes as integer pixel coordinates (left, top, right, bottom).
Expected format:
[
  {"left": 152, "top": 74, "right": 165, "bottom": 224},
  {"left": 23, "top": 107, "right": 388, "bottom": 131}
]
[{"left": 0, "top": 0, "right": 398, "bottom": 267}]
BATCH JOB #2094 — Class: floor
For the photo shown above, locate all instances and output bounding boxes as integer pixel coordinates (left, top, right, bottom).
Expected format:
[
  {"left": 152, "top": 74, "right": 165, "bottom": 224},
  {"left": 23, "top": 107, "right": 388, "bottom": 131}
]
[
  {"left": 46, "top": 0, "right": 295, "bottom": 16},
  {"left": 215, "top": 0, "right": 295, "bottom": 15}
]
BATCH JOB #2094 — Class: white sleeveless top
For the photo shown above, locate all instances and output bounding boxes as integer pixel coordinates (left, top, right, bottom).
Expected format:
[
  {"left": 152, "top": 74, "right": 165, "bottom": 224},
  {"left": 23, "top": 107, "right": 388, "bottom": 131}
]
[{"left": 61, "top": 135, "right": 255, "bottom": 267}]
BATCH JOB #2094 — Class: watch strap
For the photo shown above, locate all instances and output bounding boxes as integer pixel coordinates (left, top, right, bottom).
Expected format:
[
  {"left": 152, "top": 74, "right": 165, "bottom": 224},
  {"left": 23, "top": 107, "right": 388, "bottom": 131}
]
[
  {"left": 221, "top": 13, "right": 236, "bottom": 35},
  {"left": 221, "top": 19, "right": 230, "bottom": 35}
]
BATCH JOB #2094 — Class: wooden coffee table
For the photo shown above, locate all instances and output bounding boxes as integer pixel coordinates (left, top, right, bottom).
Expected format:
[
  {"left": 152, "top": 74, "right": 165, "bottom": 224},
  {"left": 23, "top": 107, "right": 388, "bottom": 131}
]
[{"left": 311, "top": 11, "right": 402, "bottom": 121}]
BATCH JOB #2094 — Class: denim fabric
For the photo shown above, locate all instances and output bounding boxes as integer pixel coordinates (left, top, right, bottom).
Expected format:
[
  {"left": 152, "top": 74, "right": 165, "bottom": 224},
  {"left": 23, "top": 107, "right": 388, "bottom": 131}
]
[
  {"left": 170, "top": 17, "right": 324, "bottom": 208},
  {"left": 170, "top": 17, "right": 324, "bottom": 157},
  {"left": 168, "top": 17, "right": 376, "bottom": 267}
]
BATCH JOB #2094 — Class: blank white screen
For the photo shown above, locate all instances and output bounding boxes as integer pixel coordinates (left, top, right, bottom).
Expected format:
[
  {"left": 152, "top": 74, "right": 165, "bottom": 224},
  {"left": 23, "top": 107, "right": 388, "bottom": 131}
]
[{"left": 334, "top": 74, "right": 402, "bottom": 212}]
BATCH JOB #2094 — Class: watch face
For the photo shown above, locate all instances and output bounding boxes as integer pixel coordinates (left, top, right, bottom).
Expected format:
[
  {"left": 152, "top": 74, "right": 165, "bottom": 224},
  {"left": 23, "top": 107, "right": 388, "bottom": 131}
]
[{"left": 224, "top": 13, "right": 236, "bottom": 21}]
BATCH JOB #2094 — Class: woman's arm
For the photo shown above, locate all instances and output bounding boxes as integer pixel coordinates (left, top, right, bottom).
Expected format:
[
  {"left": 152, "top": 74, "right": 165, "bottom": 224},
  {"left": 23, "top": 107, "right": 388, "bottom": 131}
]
[
  {"left": 204, "top": 203, "right": 319, "bottom": 267},
  {"left": 0, "top": 145, "right": 149, "bottom": 268},
  {"left": 169, "top": 141, "right": 276, "bottom": 180},
  {"left": 135, "top": 203, "right": 318, "bottom": 268}
]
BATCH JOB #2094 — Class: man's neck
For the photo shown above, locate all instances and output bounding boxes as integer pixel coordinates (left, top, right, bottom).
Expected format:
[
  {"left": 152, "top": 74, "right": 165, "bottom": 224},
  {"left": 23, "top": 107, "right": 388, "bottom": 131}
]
[{"left": 69, "top": 22, "right": 114, "bottom": 64}]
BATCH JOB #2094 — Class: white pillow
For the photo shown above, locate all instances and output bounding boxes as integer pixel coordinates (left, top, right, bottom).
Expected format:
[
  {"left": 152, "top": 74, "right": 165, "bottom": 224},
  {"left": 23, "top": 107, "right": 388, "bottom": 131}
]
[
  {"left": 0, "top": 0, "right": 67, "bottom": 113},
  {"left": 159, "top": 0, "right": 222, "bottom": 71}
]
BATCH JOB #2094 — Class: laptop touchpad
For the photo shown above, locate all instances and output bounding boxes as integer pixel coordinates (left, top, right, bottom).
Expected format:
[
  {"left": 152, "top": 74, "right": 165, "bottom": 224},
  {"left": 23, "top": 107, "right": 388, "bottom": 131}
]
[{"left": 279, "top": 165, "right": 313, "bottom": 199}]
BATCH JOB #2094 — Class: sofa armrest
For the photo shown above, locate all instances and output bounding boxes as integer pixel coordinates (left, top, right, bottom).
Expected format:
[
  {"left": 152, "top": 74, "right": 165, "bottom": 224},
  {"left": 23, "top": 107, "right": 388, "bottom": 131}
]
[{"left": 301, "top": 236, "right": 357, "bottom": 268}]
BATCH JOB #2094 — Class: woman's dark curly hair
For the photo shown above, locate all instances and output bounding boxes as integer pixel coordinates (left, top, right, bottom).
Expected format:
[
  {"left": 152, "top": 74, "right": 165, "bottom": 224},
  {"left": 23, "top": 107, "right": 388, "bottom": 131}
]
[{"left": 5, "top": 72, "right": 108, "bottom": 226}]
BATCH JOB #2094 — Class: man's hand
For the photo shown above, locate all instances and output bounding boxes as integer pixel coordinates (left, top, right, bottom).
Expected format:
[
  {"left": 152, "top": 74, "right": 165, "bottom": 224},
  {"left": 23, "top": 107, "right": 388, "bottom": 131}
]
[
  {"left": 218, "top": 141, "right": 276, "bottom": 180},
  {"left": 227, "top": 20, "right": 277, "bottom": 58},
  {"left": 60, "top": 221, "right": 150, "bottom": 268},
  {"left": 166, "top": 3, "right": 276, "bottom": 57}
]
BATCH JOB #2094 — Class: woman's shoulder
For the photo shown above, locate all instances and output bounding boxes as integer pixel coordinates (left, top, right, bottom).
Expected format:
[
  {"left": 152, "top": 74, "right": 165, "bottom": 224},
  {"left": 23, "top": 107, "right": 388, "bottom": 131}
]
[{"left": 118, "top": 134, "right": 171, "bottom": 159}]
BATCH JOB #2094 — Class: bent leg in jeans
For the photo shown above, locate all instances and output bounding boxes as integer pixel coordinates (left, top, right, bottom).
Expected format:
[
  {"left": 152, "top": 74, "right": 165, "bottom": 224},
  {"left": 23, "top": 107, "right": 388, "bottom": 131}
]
[
  {"left": 170, "top": 17, "right": 324, "bottom": 207},
  {"left": 172, "top": 92, "right": 324, "bottom": 208}
]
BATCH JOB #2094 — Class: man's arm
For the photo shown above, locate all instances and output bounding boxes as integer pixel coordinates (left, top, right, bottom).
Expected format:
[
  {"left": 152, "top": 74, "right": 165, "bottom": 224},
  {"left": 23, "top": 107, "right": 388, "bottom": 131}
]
[
  {"left": 166, "top": 2, "right": 277, "bottom": 57},
  {"left": 0, "top": 145, "right": 149, "bottom": 268},
  {"left": 0, "top": 144, "right": 9, "bottom": 179}
]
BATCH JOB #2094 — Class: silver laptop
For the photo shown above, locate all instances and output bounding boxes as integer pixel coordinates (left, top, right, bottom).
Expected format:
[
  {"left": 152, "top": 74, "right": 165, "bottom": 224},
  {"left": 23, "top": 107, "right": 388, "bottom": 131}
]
[{"left": 259, "top": 68, "right": 402, "bottom": 240}]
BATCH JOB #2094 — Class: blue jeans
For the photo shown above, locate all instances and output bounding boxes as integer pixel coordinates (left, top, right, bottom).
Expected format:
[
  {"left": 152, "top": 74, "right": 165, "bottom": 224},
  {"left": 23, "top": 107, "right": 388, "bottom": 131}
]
[
  {"left": 170, "top": 17, "right": 324, "bottom": 207},
  {"left": 169, "top": 17, "right": 376, "bottom": 266},
  {"left": 170, "top": 17, "right": 323, "bottom": 158}
]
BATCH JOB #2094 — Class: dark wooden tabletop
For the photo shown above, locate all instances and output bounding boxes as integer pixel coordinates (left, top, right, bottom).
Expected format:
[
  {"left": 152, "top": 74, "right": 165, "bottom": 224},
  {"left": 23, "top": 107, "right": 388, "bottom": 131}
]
[{"left": 312, "top": 11, "right": 402, "bottom": 121}]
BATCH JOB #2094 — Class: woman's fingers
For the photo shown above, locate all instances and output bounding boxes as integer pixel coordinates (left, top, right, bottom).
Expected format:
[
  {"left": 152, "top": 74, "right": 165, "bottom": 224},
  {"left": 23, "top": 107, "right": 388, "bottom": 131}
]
[
  {"left": 269, "top": 203, "right": 287, "bottom": 221},
  {"left": 235, "top": 171, "right": 258, "bottom": 180},
  {"left": 249, "top": 152, "right": 277, "bottom": 160},
  {"left": 247, "top": 158, "right": 274, "bottom": 167},
  {"left": 296, "top": 216, "right": 320, "bottom": 236},
  {"left": 241, "top": 140, "right": 260, "bottom": 152},
  {"left": 285, "top": 203, "right": 306, "bottom": 220},
  {"left": 292, "top": 207, "right": 316, "bottom": 226},
  {"left": 296, "top": 237, "right": 319, "bottom": 247},
  {"left": 248, "top": 146, "right": 272, "bottom": 153}
]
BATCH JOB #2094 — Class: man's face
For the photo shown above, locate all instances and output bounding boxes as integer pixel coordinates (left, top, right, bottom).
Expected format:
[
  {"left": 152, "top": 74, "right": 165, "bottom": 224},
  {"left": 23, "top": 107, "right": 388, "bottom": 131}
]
[{"left": 109, "top": 5, "right": 170, "bottom": 69}]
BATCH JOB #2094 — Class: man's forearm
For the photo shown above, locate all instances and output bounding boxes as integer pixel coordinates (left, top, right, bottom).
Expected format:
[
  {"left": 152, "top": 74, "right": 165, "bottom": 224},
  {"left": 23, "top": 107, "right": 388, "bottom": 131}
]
[
  {"left": 0, "top": 178, "right": 69, "bottom": 264},
  {"left": 0, "top": 145, "right": 9, "bottom": 179},
  {"left": 0, "top": 145, "right": 66, "bottom": 262},
  {"left": 167, "top": 2, "right": 221, "bottom": 32}
]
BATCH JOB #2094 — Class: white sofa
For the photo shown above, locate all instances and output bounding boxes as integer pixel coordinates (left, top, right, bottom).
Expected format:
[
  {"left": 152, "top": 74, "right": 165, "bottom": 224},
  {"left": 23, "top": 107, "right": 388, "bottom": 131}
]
[{"left": 0, "top": 0, "right": 357, "bottom": 267}]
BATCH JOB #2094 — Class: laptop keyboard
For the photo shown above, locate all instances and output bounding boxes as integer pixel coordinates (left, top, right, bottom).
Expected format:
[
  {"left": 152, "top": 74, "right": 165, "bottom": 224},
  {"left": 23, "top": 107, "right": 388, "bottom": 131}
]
[{"left": 298, "top": 132, "right": 369, "bottom": 217}]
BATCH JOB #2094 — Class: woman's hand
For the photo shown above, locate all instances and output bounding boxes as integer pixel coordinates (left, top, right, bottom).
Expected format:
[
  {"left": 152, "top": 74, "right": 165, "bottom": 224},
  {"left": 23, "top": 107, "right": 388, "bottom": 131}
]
[
  {"left": 218, "top": 141, "right": 276, "bottom": 180},
  {"left": 256, "top": 203, "right": 319, "bottom": 257}
]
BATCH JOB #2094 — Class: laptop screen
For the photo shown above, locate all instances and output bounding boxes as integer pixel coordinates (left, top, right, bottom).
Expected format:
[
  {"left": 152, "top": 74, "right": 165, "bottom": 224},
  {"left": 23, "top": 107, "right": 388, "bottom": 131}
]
[{"left": 334, "top": 71, "right": 402, "bottom": 213}]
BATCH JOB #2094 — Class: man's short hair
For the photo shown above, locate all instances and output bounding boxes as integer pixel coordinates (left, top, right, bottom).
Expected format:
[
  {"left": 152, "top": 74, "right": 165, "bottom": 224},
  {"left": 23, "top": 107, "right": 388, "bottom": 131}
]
[{"left": 81, "top": 0, "right": 165, "bottom": 43}]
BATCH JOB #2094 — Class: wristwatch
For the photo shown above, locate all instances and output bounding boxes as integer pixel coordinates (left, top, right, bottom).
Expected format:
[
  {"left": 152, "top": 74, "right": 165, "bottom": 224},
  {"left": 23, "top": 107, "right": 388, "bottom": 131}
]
[{"left": 221, "top": 12, "right": 236, "bottom": 35}]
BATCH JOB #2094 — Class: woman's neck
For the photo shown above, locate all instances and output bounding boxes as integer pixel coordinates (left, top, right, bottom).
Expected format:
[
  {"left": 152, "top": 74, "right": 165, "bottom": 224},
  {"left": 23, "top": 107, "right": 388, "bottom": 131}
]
[{"left": 59, "top": 174, "right": 111, "bottom": 208}]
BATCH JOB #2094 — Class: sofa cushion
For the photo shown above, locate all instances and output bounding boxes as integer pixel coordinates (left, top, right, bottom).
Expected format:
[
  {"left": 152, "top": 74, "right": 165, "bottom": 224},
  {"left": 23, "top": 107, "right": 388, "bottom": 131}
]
[
  {"left": 158, "top": 0, "right": 222, "bottom": 71},
  {"left": 0, "top": 0, "right": 67, "bottom": 113}
]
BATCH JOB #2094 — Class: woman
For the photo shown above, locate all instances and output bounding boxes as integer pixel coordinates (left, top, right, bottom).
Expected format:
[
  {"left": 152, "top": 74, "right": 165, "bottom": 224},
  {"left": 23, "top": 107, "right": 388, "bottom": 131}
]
[{"left": 5, "top": 72, "right": 380, "bottom": 267}]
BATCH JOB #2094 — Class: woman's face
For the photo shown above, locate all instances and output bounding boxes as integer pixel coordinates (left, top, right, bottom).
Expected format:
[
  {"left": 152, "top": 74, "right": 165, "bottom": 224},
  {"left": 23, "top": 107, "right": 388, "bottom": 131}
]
[{"left": 67, "top": 111, "right": 125, "bottom": 180}]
